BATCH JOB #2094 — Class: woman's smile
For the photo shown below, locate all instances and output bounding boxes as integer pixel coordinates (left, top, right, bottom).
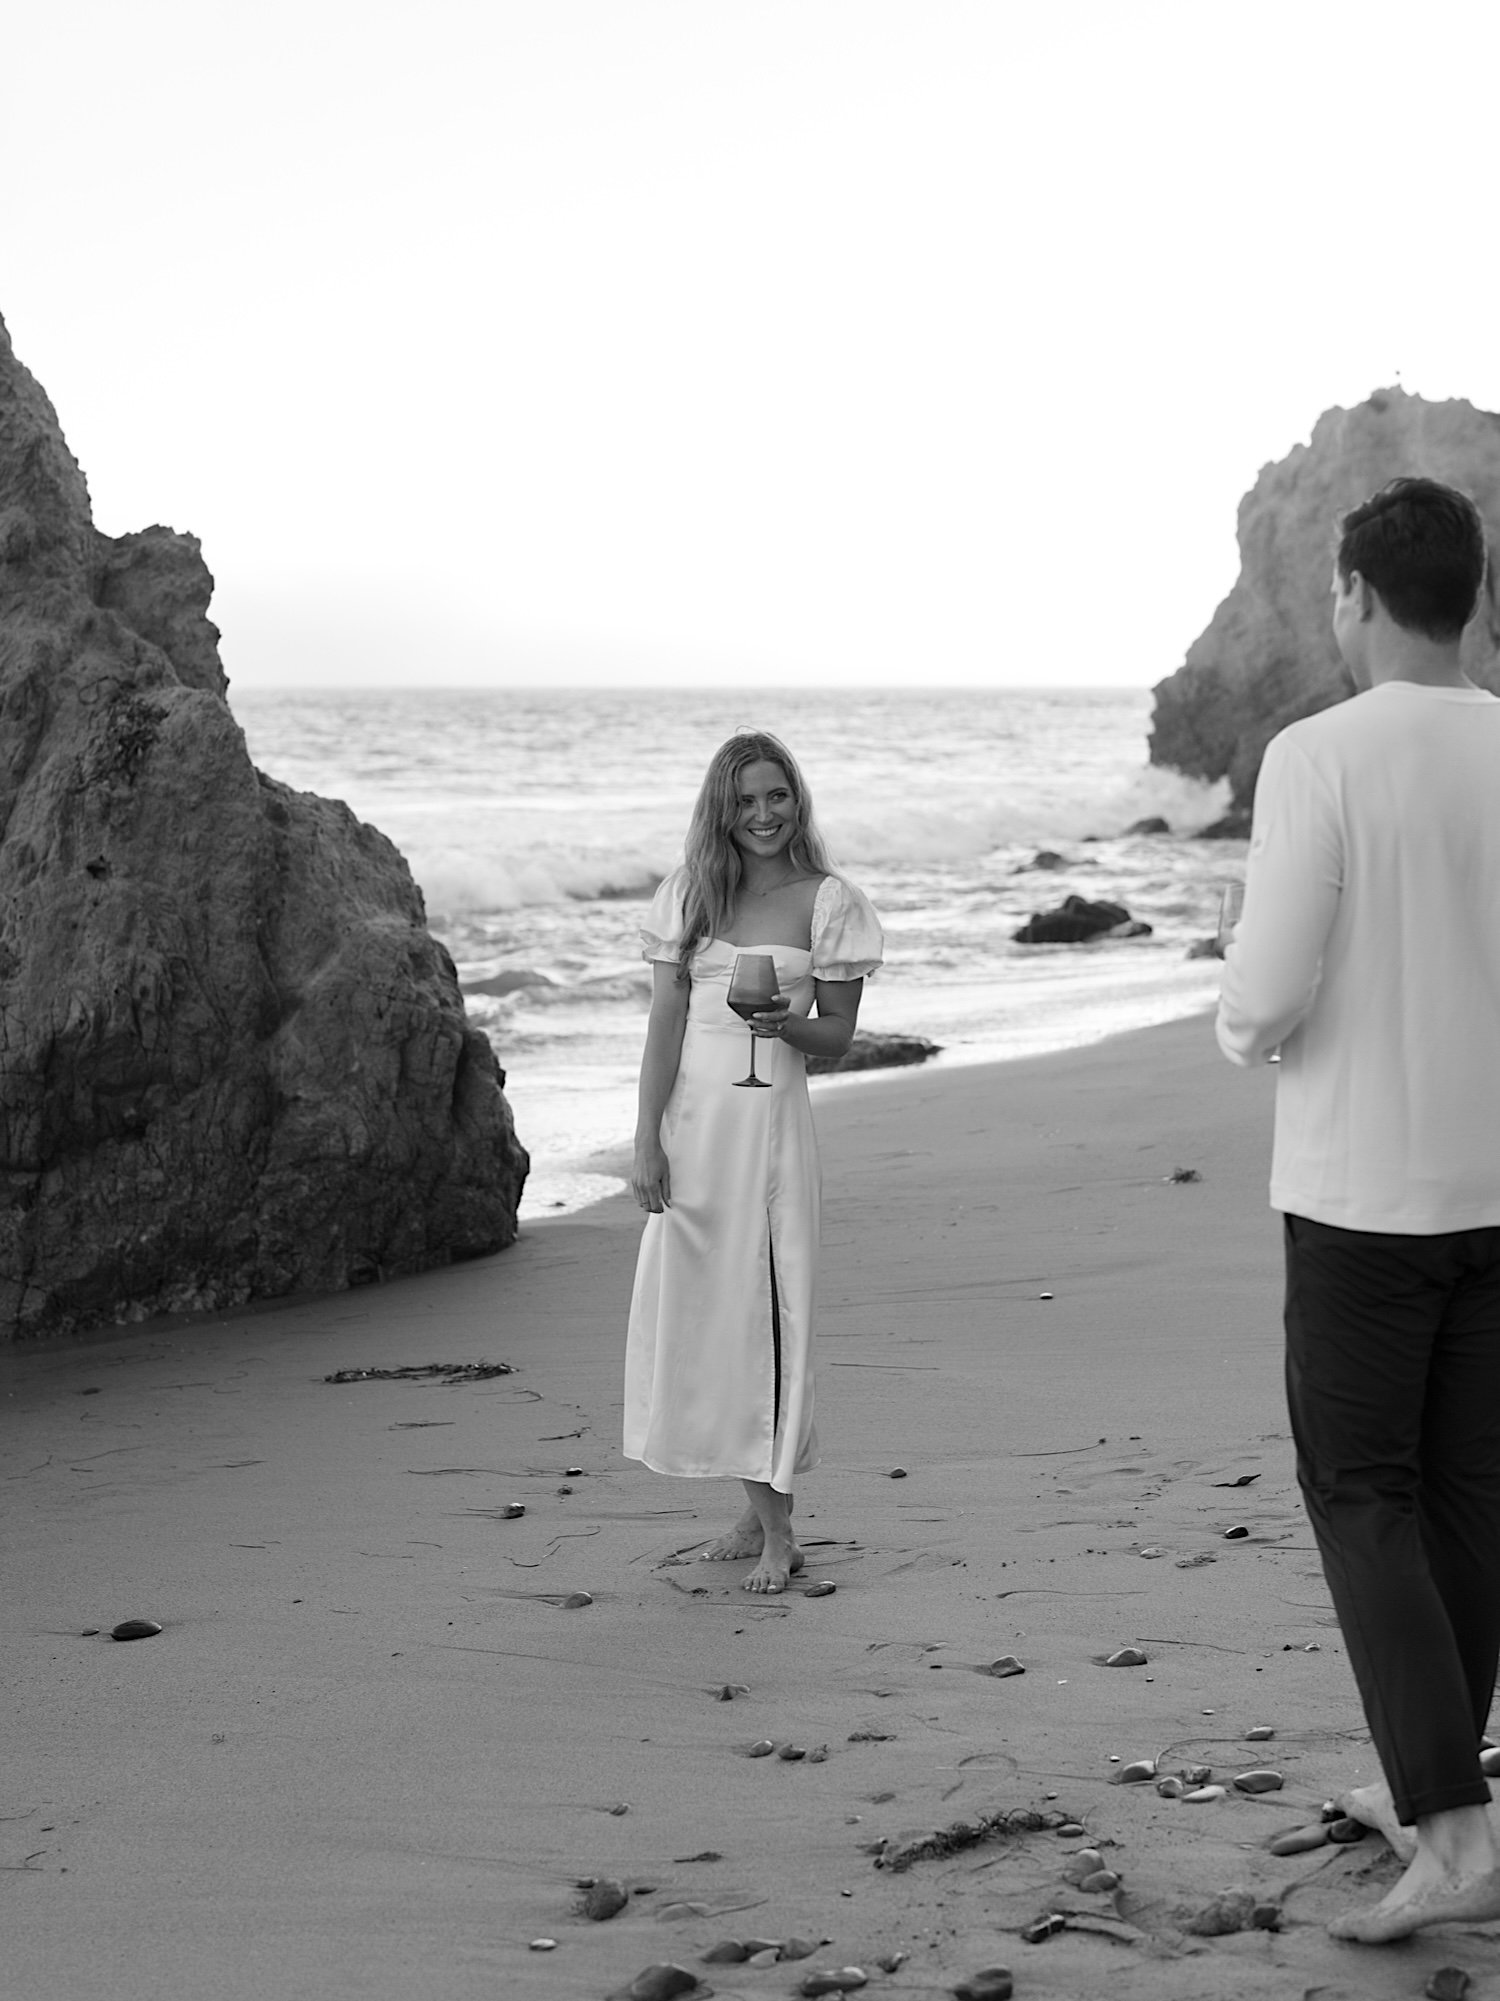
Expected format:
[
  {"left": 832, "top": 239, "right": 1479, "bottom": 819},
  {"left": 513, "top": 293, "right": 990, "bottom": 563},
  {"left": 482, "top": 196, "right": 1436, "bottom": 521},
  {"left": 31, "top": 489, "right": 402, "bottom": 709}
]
[{"left": 731, "top": 759, "right": 797, "bottom": 861}]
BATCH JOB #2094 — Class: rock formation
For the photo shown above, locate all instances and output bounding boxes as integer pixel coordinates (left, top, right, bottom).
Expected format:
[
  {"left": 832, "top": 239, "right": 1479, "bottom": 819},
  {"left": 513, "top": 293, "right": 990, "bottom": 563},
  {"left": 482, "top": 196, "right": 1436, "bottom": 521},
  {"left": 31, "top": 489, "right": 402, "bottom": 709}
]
[
  {"left": 806, "top": 1032, "right": 941, "bottom": 1077},
  {"left": 0, "top": 314, "right": 528, "bottom": 1339},
  {"left": 1012, "top": 896, "right": 1151, "bottom": 945},
  {"left": 1149, "top": 388, "right": 1500, "bottom": 816}
]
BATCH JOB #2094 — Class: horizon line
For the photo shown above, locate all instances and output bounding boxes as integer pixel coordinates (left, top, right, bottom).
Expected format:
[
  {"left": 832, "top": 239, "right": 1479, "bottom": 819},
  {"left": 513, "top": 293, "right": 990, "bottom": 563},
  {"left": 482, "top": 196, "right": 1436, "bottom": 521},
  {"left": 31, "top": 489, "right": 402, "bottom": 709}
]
[{"left": 227, "top": 680, "right": 1159, "bottom": 696}]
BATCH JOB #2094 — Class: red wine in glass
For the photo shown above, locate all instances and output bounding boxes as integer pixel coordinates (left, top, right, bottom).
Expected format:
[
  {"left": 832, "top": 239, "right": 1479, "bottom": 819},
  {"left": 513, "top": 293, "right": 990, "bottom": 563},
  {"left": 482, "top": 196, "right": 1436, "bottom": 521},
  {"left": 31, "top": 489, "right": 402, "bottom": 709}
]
[{"left": 728, "top": 953, "right": 778, "bottom": 1089}]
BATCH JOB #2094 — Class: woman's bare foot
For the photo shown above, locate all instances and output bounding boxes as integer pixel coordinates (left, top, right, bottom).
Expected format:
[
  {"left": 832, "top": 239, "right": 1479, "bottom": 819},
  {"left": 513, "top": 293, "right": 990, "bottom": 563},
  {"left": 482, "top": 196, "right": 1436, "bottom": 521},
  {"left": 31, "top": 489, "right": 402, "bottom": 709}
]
[
  {"left": 699, "top": 1505, "right": 764, "bottom": 1562},
  {"left": 739, "top": 1480, "right": 802, "bottom": 1592},
  {"left": 1328, "top": 1804, "right": 1500, "bottom": 1943},
  {"left": 1338, "top": 1781, "right": 1418, "bottom": 1863},
  {"left": 744, "top": 1536, "right": 805, "bottom": 1594}
]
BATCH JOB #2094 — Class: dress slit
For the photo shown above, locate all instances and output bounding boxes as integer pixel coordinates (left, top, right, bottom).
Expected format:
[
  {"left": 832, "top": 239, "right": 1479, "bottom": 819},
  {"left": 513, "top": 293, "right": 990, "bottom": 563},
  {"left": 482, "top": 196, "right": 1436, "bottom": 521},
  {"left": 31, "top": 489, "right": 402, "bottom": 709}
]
[{"left": 768, "top": 1225, "right": 783, "bottom": 1445}]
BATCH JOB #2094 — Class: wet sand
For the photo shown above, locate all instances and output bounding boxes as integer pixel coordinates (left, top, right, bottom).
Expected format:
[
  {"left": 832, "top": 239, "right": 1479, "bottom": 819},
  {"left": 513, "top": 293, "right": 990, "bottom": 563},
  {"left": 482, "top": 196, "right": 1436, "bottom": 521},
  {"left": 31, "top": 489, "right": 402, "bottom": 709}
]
[{"left": 5, "top": 1012, "right": 1499, "bottom": 2000}]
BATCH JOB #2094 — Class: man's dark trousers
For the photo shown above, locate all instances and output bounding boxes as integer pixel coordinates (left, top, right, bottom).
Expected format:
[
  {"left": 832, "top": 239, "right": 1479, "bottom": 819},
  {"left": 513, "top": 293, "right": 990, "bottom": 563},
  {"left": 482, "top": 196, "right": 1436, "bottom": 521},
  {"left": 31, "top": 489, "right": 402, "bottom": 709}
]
[{"left": 1284, "top": 1213, "right": 1500, "bottom": 1822}]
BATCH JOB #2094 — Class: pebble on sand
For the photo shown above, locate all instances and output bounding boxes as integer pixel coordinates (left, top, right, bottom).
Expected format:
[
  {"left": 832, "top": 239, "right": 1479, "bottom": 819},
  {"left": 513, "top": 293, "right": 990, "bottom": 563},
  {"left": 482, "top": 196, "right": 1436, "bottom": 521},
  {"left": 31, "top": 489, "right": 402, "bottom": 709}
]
[
  {"left": 1232, "top": 1769, "right": 1284, "bottom": 1793},
  {"left": 1245, "top": 1725, "right": 1275, "bottom": 1741},
  {"left": 807, "top": 1745, "right": 830, "bottom": 1762},
  {"left": 1081, "top": 1870, "right": 1121, "bottom": 1892},
  {"left": 715, "top": 1683, "right": 750, "bottom": 1700},
  {"left": 1020, "top": 1914, "right": 1068, "bottom": 1943},
  {"left": 1116, "top": 1758, "right": 1157, "bottom": 1783},
  {"left": 1155, "top": 1776, "right": 1186, "bottom": 1798},
  {"left": 1325, "top": 1816, "right": 1368, "bottom": 1844},
  {"left": 953, "top": 1971, "right": 1013, "bottom": 2001},
  {"left": 500, "top": 1503, "right": 526, "bottom": 1519},
  {"left": 565, "top": 1465, "right": 584, "bottom": 1476},
  {"left": 700, "top": 1940, "right": 748, "bottom": 1963},
  {"left": 798, "top": 1972, "right": 867, "bottom": 1997},
  {"left": 747, "top": 1739, "right": 777, "bottom": 1758},
  {"left": 606, "top": 1967, "right": 700, "bottom": 2001},
  {"left": 889, "top": 1467, "right": 908, "bottom": 1478},
  {"left": 1062, "top": 1848, "right": 1105, "bottom": 1884},
  {"left": 582, "top": 1879, "right": 630, "bottom": 1921},
  {"left": 804, "top": 1580, "right": 837, "bottom": 1598},
  {"left": 1184, "top": 1889, "right": 1256, "bottom": 1937},
  {"left": 110, "top": 1619, "right": 163, "bottom": 1641},
  {"left": 984, "top": 1655, "right": 1026, "bottom": 1678},
  {"left": 1268, "top": 1824, "right": 1330, "bottom": 1856},
  {"left": 528, "top": 1938, "right": 557, "bottom": 1951},
  {"left": 1180, "top": 1764, "right": 1213, "bottom": 1785},
  {"left": 1223, "top": 1524, "right": 1251, "bottom": 1539},
  {"left": 1182, "top": 1785, "right": 1227, "bottom": 1803},
  {"left": 778, "top": 1744, "right": 807, "bottom": 1761},
  {"left": 779, "top": 1937, "right": 823, "bottom": 1960},
  {"left": 1103, "top": 1647, "right": 1148, "bottom": 1667},
  {"left": 562, "top": 1591, "right": 593, "bottom": 1609},
  {"left": 1427, "top": 1968, "right": 1474, "bottom": 2001}
]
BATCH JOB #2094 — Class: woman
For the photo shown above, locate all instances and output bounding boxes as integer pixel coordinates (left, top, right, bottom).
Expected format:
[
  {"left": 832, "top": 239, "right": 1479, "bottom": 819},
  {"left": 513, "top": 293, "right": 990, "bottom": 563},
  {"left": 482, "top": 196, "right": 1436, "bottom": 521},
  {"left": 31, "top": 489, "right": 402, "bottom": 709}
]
[{"left": 624, "top": 732, "right": 883, "bottom": 1593}]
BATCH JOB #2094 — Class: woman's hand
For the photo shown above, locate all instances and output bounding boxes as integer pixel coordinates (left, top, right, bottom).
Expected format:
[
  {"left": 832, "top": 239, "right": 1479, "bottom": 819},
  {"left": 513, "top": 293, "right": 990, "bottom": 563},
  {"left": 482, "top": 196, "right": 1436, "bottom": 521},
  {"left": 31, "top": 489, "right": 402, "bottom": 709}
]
[
  {"left": 748, "top": 996, "right": 790, "bottom": 1039},
  {"left": 632, "top": 1137, "right": 672, "bottom": 1212}
]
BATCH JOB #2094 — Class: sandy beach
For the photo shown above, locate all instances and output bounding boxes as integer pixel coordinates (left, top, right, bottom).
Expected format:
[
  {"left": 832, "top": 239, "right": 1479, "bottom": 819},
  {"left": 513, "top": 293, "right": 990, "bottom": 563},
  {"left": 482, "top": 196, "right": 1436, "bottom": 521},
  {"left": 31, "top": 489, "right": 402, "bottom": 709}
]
[{"left": 6, "top": 1011, "right": 1498, "bottom": 2001}]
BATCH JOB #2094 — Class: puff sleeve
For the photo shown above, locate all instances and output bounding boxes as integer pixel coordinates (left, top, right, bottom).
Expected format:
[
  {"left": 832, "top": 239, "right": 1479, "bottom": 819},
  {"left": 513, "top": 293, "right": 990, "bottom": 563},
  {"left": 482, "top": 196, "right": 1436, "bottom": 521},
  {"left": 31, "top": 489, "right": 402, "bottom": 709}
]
[
  {"left": 811, "top": 876, "right": 884, "bottom": 982},
  {"left": 640, "top": 870, "right": 689, "bottom": 964}
]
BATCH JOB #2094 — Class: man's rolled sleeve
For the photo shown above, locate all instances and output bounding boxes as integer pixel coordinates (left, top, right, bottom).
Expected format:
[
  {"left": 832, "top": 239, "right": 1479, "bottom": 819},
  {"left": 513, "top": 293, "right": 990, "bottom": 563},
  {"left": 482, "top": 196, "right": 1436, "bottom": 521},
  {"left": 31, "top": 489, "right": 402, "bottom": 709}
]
[{"left": 1216, "top": 733, "right": 1342, "bottom": 1066}]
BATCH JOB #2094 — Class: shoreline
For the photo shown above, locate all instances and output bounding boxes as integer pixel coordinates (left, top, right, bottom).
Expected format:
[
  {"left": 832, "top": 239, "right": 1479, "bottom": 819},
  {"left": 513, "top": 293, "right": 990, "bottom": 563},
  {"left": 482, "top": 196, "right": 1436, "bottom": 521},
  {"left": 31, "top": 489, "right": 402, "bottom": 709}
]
[
  {"left": 546, "top": 982, "right": 1227, "bottom": 1218},
  {"left": 10, "top": 1012, "right": 1495, "bottom": 2001}
]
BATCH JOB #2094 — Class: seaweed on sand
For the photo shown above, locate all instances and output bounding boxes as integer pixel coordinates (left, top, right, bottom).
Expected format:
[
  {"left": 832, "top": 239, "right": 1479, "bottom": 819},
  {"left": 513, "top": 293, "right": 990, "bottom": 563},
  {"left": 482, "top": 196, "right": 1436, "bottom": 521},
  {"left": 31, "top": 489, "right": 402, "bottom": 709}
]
[
  {"left": 873, "top": 1805, "right": 1052, "bottom": 1873},
  {"left": 323, "top": 1361, "right": 513, "bottom": 1383}
]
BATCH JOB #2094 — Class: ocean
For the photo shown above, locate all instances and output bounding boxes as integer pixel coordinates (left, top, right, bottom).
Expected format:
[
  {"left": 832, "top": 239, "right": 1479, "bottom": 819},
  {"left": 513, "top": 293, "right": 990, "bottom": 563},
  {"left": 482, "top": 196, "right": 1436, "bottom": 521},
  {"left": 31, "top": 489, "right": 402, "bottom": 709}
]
[{"left": 233, "top": 686, "right": 1239, "bottom": 1218}]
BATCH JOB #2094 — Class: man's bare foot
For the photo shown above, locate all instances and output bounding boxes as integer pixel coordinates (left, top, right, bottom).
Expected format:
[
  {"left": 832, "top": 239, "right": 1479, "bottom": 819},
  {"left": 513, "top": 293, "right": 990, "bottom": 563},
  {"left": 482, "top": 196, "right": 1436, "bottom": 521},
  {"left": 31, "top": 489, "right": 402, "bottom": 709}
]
[
  {"left": 699, "top": 1506, "right": 764, "bottom": 1562},
  {"left": 743, "top": 1537, "right": 805, "bottom": 1594},
  {"left": 1327, "top": 1859, "right": 1500, "bottom": 1942},
  {"left": 1339, "top": 1781, "right": 1418, "bottom": 1864}
]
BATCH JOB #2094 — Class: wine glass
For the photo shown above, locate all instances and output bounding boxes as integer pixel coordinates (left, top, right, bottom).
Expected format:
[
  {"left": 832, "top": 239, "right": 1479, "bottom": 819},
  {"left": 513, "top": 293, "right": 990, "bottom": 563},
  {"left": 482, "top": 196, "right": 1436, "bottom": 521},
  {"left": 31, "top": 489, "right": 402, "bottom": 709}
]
[
  {"left": 1215, "top": 879, "right": 1245, "bottom": 957},
  {"left": 727, "top": 953, "right": 778, "bottom": 1089}
]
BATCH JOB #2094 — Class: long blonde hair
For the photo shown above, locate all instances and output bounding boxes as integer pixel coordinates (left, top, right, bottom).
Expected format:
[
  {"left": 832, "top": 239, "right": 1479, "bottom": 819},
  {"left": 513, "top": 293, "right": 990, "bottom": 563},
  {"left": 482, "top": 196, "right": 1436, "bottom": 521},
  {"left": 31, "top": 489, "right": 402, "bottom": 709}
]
[{"left": 676, "top": 732, "right": 834, "bottom": 974}]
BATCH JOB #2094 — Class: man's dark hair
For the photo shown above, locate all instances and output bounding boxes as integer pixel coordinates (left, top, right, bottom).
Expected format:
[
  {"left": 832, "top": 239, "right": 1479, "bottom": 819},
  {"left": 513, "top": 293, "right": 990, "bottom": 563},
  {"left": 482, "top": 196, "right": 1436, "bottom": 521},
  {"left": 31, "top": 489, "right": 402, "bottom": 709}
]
[{"left": 1336, "top": 476, "right": 1487, "bottom": 641}]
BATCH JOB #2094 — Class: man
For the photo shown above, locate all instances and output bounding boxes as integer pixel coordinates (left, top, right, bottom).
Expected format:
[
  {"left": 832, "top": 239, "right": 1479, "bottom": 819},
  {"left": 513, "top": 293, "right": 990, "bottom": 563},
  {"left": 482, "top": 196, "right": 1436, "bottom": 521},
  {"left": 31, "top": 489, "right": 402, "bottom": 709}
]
[{"left": 1218, "top": 476, "right": 1500, "bottom": 1944}]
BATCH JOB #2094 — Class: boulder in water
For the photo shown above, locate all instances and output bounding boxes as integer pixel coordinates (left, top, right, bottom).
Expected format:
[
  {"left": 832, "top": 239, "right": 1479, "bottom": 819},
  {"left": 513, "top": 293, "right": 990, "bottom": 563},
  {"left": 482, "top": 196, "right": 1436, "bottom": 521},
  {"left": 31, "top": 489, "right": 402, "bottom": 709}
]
[
  {"left": 1012, "top": 896, "right": 1152, "bottom": 945},
  {"left": 806, "top": 1032, "right": 941, "bottom": 1077}
]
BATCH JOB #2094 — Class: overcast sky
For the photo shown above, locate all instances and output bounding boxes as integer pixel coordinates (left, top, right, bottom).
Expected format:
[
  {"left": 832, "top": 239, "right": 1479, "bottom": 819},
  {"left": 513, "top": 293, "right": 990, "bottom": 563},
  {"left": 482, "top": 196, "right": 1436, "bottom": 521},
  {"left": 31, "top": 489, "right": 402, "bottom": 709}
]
[{"left": 6, "top": 0, "right": 1498, "bottom": 690}]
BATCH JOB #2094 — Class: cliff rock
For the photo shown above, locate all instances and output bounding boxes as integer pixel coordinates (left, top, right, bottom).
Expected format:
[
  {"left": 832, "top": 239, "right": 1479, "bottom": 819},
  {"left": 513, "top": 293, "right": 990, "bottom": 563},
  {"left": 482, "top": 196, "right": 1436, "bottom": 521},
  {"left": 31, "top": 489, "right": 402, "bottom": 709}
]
[
  {"left": 0, "top": 314, "right": 528, "bottom": 1339},
  {"left": 1149, "top": 388, "right": 1500, "bottom": 813}
]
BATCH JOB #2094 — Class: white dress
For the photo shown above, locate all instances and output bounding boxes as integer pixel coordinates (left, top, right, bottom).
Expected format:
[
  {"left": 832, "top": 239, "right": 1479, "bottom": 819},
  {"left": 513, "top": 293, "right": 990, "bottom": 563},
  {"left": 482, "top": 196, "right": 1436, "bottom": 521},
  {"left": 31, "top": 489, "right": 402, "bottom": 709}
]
[{"left": 624, "top": 873, "right": 885, "bottom": 1493}]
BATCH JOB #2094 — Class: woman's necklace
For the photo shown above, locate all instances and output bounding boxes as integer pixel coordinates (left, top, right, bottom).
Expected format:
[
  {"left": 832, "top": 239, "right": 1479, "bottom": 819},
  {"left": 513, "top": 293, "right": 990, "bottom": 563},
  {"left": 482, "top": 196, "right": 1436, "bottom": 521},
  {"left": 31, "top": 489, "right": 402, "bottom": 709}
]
[{"left": 743, "top": 867, "right": 799, "bottom": 898}]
